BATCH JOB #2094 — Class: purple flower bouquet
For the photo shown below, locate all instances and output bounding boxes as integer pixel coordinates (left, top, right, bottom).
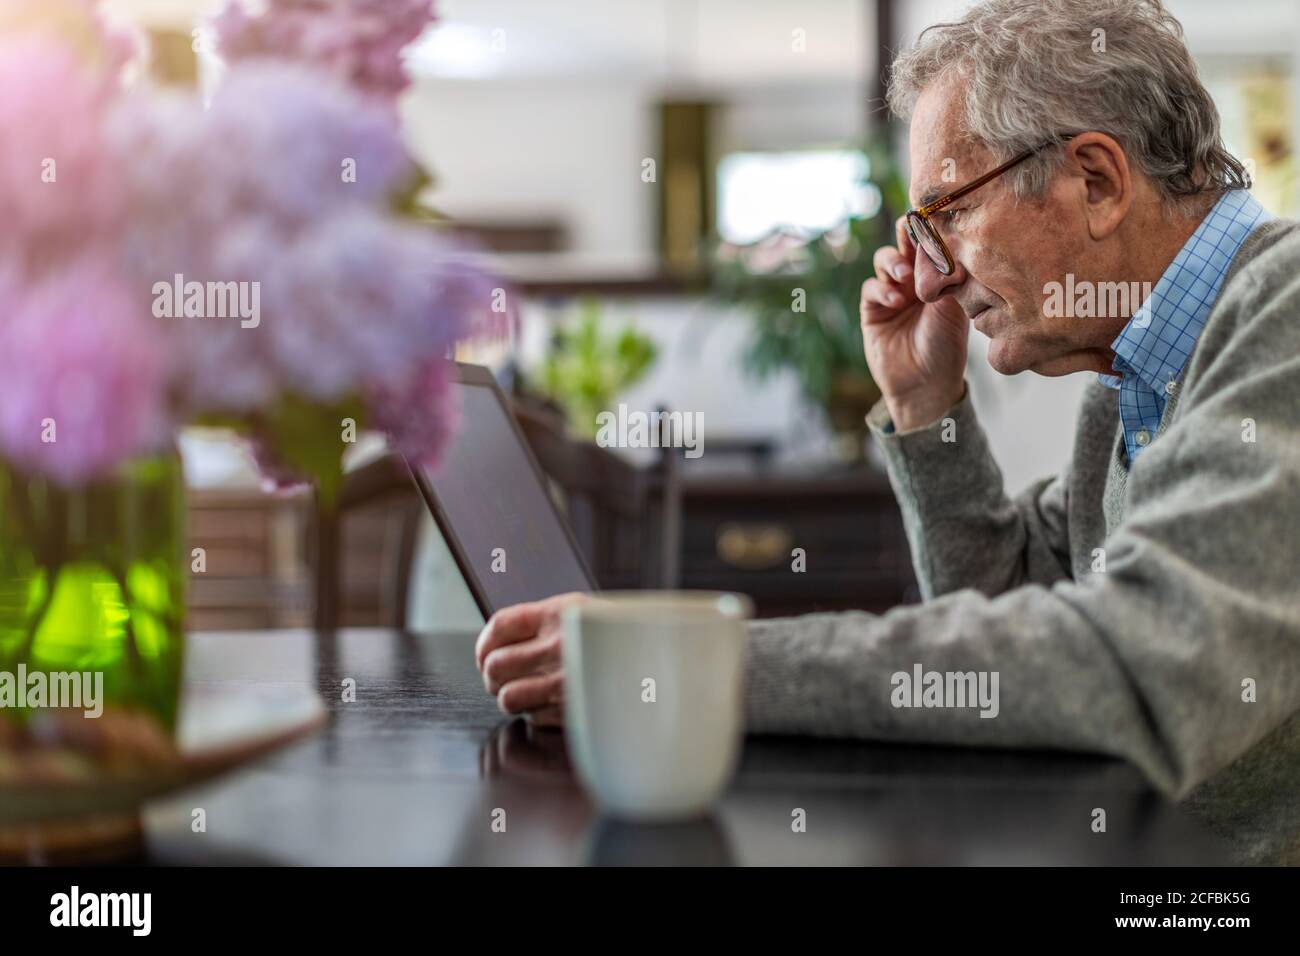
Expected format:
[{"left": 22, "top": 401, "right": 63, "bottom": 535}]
[{"left": 0, "top": 0, "right": 499, "bottom": 761}]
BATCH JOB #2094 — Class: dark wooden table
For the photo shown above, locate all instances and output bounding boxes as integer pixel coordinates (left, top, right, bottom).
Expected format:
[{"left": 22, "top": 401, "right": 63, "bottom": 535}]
[{"left": 142, "top": 629, "right": 1233, "bottom": 865}]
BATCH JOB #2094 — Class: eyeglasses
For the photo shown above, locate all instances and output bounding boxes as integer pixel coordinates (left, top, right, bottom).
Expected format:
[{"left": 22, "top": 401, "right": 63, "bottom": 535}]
[{"left": 906, "top": 139, "right": 1066, "bottom": 276}]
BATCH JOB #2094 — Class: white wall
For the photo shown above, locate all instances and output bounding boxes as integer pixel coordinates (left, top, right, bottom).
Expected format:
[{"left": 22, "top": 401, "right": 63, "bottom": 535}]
[
  {"left": 401, "top": 77, "right": 659, "bottom": 271},
  {"left": 399, "top": 77, "right": 866, "bottom": 270}
]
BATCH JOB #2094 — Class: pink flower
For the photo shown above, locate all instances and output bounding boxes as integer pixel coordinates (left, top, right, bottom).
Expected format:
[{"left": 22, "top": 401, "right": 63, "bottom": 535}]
[
  {"left": 0, "top": 260, "right": 173, "bottom": 486},
  {"left": 106, "top": 62, "right": 412, "bottom": 258},
  {"left": 195, "top": 211, "right": 465, "bottom": 406},
  {"left": 214, "top": 0, "right": 437, "bottom": 102},
  {"left": 368, "top": 355, "right": 460, "bottom": 472},
  {"left": 105, "top": 64, "right": 423, "bottom": 414},
  {"left": 0, "top": 36, "right": 125, "bottom": 276},
  {"left": 0, "top": 16, "right": 492, "bottom": 488}
]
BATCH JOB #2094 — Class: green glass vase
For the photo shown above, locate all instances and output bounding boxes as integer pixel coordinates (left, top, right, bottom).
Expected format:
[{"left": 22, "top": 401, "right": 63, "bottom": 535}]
[{"left": 0, "top": 453, "right": 186, "bottom": 734}]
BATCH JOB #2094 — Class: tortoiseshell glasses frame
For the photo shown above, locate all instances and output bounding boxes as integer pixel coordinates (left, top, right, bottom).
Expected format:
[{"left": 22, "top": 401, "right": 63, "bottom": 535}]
[{"left": 906, "top": 138, "right": 1067, "bottom": 275}]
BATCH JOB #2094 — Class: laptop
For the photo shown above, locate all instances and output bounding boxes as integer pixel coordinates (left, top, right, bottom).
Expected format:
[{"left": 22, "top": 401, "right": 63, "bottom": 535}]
[{"left": 407, "top": 362, "right": 597, "bottom": 617}]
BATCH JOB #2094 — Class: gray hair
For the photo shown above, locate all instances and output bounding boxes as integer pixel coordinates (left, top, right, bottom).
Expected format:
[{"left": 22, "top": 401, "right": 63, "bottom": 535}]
[{"left": 887, "top": 0, "right": 1249, "bottom": 213}]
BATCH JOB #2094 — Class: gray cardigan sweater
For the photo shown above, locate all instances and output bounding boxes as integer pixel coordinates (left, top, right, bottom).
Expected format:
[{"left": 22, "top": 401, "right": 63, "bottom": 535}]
[{"left": 745, "top": 219, "right": 1300, "bottom": 864}]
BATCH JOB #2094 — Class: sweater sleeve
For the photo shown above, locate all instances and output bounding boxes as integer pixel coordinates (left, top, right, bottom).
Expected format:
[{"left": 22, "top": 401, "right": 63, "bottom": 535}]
[
  {"left": 864, "top": 386, "right": 1073, "bottom": 599},
  {"left": 746, "top": 254, "right": 1300, "bottom": 800}
]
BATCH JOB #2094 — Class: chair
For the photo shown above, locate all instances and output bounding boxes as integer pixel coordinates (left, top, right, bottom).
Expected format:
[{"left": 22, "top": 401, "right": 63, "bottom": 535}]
[
  {"left": 509, "top": 398, "right": 682, "bottom": 592},
  {"left": 311, "top": 453, "right": 418, "bottom": 632}
]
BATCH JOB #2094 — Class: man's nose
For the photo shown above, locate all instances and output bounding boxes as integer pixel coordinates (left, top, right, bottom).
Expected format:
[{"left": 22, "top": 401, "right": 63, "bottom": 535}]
[{"left": 912, "top": 242, "right": 966, "bottom": 303}]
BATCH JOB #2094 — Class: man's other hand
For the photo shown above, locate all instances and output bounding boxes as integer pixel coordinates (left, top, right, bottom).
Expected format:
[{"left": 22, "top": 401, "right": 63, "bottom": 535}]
[{"left": 474, "top": 592, "right": 589, "bottom": 727}]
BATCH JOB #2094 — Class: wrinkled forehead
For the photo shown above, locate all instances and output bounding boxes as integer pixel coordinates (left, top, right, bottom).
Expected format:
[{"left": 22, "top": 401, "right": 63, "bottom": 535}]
[{"left": 906, "top": 78, "right": 993, "bottom": 208}]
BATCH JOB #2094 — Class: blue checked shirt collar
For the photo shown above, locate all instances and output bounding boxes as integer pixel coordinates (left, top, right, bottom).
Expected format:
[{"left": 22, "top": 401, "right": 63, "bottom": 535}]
[{"left": 1097, "top": 189, "right": 1270, "bottom": 463}]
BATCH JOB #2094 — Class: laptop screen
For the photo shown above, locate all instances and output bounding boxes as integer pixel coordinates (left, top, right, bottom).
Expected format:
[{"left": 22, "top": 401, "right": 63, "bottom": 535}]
[{"left": 411, "top": 365, "right": 596, "bottom": 615}]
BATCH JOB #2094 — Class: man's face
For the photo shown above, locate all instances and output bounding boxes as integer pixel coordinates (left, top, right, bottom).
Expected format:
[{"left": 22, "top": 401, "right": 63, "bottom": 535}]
[{"left": 907, "top": 76, "right": 1126, "bottom": 376}]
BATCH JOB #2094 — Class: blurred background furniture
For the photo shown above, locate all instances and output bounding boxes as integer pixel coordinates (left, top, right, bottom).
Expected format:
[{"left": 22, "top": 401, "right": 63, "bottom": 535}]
[
  {"left": 511, "top": 397, "right": 682, "bottom": 592},
  {"left": 311, "top": 454, "right": 420, "bottom": 632},
  {"left": 680, "top": 469, "right": 916, "bottom": 617},
  {"left": 186, "top": 488, "right": 311, "bottom": 632}
]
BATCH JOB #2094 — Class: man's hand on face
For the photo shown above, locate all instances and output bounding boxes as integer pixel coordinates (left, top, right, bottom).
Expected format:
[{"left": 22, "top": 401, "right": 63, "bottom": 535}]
[
  {"left": 474, "top": 592, "right": 589, "bottom": 727},
  {"left": 859, "top": 215, "right": 970, "bottom": 432}
]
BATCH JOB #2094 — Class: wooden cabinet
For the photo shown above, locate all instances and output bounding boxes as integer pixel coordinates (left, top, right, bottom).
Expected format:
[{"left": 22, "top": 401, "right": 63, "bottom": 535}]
[{"left": 679, "top": 470, "right": 918, "bottom": 618}]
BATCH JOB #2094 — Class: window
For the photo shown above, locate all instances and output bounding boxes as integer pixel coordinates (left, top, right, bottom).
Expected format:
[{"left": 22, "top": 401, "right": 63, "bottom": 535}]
[{"left": 716, "top": 149, "right": 878, "bottom": 244}]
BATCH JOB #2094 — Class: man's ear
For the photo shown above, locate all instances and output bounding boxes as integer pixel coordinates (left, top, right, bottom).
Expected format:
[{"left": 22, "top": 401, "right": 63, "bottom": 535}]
[{"left": 1065, "top": 132, "right": 1131, "bottom": 240}]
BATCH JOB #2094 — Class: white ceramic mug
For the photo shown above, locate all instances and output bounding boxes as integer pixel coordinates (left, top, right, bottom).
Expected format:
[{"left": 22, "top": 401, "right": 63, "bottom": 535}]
[{"left": 561, "top": 591, "right": 752, "bottom": 821}]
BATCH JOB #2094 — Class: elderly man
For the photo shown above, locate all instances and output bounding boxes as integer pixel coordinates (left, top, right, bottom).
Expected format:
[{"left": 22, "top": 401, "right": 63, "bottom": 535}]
[{"left": 475, "top": 0, "right": 1300, "bottom": 862}]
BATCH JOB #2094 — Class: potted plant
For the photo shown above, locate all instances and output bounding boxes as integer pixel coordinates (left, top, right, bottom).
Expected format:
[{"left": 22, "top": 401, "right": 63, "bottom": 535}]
[
  {"left": 712, "top": 139, "right": 908, "bottom": 464},
  {"left": 530, "top": 298, "right": 658, "bottom": 438}
]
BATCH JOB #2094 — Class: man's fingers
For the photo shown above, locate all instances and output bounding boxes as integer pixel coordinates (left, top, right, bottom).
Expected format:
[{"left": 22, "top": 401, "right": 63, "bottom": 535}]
[
  {"left": 873, "top": 244, "right": 911, "bottom": 284},
  {"left": 475, "top": 602, "right": 546, "bottom": 668},
  {"left": 497, "top": 671, "right": 564, "bottom": 717},
  {"left": 861, "top": 277, "right": 908, "bottom": 317},
  {"left": 474, "top": 591, "right": 585, "bottom": 669},
  {"left": 482, "top": 634, "right": 561, "bottom": 695},
  {"left": 864, "top": 221, "right": 920, "bottom": 320},
  {"left": 476, "top": 593, "right": 586, "bottom": 723},
  {"left": 895, "top": 214, "right": 917, "bottom": 260}
]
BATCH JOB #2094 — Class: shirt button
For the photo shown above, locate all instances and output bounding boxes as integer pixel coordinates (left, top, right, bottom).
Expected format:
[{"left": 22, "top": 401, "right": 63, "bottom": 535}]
[
  {"left": 1135, "top": 429, "right": 1151, "bottom": 446},
  {"left": 1165, "top": 380, "right": 1178, "bottom": 395}
]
